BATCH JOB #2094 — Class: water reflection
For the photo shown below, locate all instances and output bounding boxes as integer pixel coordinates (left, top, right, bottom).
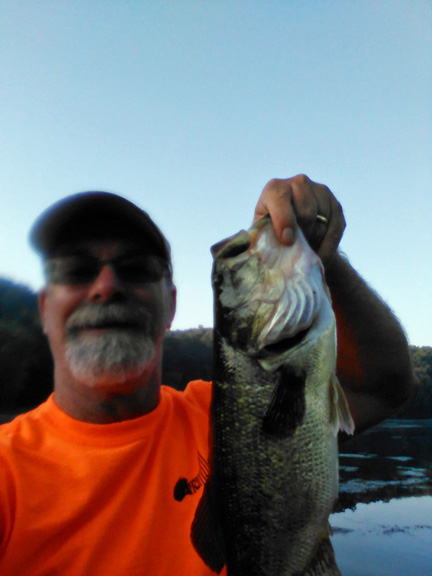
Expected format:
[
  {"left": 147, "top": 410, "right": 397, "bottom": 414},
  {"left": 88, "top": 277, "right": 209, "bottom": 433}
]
[
  {"left": 331, "top": 419, "right": 432, "bottom": 574},
  {"left": 337, "top": 419, "right": 432, "bottom": 511},
  {"left": 331, "top": 496, "right": 432, "bottom": 576}
]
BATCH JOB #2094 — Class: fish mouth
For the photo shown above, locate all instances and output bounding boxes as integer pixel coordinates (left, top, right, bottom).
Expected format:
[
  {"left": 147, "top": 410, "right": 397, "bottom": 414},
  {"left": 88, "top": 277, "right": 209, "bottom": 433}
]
[{"left": 260, "top": 327, "right": 310, "bottom": 356}]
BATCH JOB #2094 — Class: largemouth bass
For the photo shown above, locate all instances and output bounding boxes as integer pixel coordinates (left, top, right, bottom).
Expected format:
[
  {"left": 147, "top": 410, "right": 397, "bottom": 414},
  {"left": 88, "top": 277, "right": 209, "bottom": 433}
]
[{"left": 192, "top": 215, "right": 354, "bottom": 575}]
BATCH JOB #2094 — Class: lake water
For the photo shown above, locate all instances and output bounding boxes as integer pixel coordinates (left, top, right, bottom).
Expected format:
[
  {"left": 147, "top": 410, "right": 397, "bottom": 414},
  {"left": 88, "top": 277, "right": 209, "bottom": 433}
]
[
  {"left": 331, "top": 496, "right": 432, "bottom": 576},
  {"left": 331, "top": 419, "right": 432, "bottom": 575}
]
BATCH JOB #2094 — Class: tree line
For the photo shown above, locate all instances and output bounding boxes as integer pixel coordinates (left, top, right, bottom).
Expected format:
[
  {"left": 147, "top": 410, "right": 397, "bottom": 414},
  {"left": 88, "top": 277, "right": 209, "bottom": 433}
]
[{"left": 0, "top": 277, "right": 430, "bottom": 420}]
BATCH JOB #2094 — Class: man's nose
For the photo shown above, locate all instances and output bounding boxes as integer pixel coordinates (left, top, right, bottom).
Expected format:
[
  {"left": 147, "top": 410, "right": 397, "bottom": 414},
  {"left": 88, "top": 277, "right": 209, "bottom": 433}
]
[{"left": 88, "top": 264, "right": 123, "bottom": 302}]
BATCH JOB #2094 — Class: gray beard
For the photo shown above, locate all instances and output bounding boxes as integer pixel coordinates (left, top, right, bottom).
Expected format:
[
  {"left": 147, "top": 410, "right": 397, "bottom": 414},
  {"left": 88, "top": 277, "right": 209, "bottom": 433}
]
[
  {"left": 66, "top": 331, "right": 156, "bottom": 384},
  {"left": 65, "top": 302, "right": 157, "bottom": 384}
]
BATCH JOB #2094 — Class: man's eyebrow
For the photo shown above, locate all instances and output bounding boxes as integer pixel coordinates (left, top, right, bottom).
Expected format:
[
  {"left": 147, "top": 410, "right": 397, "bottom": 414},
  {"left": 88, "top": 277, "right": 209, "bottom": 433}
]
[
  {"left": 50, "top": 245, "right": 155, "bottom": 259},
  {"left": 49, "top": 247, "right": 94, "bottom": 258}
]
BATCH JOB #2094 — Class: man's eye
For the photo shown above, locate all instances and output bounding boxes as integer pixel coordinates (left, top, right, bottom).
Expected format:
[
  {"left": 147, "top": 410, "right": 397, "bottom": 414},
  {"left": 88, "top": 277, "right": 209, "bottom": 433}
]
[
  {"left": 46, "top": 257, "right": 98, "bottom": 284},
  {"left": 65, "top": 260, "right": 97, "bottom": 280},
  {"left": 118, "top": 257, "right": 164, "bottom": 282},
  {"left": 45, "top": 254, "right": 168, "bottom": 285}
]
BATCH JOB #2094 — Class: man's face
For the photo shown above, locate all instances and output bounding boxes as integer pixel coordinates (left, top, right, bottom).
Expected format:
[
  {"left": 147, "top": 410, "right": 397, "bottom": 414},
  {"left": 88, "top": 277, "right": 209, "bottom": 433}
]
[{"left": 39, "top": 237, "right": 176, "bottom": 391}]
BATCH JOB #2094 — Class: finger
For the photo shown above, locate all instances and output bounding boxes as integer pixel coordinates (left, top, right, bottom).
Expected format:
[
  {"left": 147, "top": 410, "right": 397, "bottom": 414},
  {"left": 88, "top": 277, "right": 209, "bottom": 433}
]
[
  {"left": 279, "top": 175, "right": 333, "bottom": 246},
  {"left": 289, "top": 178, "right": 318, "bottom": 238},
  {"left": 316, "top": 196, "right": 346, "bottom": 266},
  {"left": 291, "top": 179, "right": 324, "bottom": 240},
  {"left": 291, "top": 179, "right": 345, "bottom": 265},
  {"left": 253, "top": 179, "right": 299, "bottom": 245},
  {"left": 305, "top": 185, "right": 333, "bottom": 250}
]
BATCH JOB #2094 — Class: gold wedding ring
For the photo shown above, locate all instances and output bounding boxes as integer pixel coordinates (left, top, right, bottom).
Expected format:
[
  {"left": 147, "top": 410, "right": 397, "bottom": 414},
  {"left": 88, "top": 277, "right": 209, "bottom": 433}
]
[{"left": 316, "top": 214, "right": 328, "bottom": 225}]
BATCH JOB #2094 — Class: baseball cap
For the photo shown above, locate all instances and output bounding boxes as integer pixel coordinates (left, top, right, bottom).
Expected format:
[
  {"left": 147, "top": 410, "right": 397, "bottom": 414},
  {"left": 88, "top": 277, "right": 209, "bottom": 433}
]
[{"left": 29, "top": 191, "right": 171, "bottom": 262}]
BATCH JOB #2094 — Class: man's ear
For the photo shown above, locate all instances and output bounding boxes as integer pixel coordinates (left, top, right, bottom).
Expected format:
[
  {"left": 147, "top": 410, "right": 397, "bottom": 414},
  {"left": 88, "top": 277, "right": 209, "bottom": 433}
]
[
  {"left": 167, "top": 284, "right": 177, "bottom": 329},
  {"left": 38, "top": 289, "right": 48, "bottom": 333}
]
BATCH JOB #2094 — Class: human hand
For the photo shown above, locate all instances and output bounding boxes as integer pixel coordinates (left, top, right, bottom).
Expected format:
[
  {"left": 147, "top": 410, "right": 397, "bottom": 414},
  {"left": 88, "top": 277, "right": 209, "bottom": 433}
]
[{"left": 253, "top": 175, "right": 345, "bottom": 267}]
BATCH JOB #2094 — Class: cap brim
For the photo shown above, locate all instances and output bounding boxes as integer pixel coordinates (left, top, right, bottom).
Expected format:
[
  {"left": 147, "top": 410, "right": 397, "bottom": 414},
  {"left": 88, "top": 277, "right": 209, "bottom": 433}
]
[{"left": 30, "top": 191, "right": 171, "bottom": 261}]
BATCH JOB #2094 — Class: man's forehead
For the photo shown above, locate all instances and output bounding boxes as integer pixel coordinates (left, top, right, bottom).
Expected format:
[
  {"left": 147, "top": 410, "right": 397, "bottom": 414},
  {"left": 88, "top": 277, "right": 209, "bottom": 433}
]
[{"left": 51, "top": 236, "right": 155, "bottom": 258}]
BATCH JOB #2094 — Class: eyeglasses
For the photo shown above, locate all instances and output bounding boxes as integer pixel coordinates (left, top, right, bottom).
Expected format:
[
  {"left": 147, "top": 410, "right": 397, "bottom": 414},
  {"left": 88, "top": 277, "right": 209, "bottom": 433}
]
[{"left": 44, "top": 254, "right": 171, "bottom": 285}]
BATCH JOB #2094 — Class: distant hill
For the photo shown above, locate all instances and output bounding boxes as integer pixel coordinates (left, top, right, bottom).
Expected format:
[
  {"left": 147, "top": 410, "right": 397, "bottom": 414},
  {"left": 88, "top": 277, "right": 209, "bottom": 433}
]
[
  {"left": 397, "top": 345, "right": 432, "bottom": 418},
  {"left": 0, "top": 277, "right": 430, "bottom": 419},
  {"left": 162, "top": 327, "right": 213, "bottom": 390}
]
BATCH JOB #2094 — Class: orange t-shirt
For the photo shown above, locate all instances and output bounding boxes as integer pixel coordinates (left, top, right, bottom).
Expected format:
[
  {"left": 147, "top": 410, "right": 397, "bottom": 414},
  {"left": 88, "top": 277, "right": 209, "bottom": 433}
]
[{"left": 0, "top": 381, "right": 227, "bottom": 576}]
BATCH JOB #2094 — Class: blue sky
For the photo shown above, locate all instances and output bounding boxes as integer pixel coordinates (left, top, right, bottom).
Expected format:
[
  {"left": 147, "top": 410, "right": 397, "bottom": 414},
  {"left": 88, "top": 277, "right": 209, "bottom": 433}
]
[{"left": 1, "top": 1, "right": 431, "bottom": 345}]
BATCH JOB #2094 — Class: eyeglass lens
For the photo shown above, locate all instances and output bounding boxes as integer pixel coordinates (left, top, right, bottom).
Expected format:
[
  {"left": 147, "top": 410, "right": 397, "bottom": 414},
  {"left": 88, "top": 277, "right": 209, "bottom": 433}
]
[{"left": 45, "top": 254, "right": 169, "bottom": 285}]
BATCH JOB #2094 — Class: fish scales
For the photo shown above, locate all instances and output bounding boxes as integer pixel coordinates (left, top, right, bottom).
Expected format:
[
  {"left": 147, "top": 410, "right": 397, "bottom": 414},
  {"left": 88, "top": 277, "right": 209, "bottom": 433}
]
[
  {"left": 192, "top": 216, "right": 354, "bottom": 576},
  {"left": 212, "top": 333, "right": 338, "bottom": 575}
]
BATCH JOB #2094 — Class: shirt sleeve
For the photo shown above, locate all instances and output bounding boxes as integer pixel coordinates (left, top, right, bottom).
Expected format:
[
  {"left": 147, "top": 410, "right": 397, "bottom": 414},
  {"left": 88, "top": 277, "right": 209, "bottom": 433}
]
[
  {"left": 182, "top": 380, "right": 213, "bottom": 413},
  {"left": 0, "top": 449, "right": 16, "bottom": 555}
]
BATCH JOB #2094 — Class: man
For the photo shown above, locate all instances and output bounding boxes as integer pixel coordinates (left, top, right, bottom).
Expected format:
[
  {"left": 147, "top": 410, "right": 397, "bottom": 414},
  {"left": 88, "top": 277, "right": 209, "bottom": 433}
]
[{"left": 0, "top": 175, "right": 415, "bottom": 574}]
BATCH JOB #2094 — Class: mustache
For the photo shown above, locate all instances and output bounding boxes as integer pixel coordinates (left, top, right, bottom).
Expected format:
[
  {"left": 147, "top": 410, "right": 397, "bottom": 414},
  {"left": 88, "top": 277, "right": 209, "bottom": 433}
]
[{"left": 66, "top": 302, "right": 151, "bottom": 333}]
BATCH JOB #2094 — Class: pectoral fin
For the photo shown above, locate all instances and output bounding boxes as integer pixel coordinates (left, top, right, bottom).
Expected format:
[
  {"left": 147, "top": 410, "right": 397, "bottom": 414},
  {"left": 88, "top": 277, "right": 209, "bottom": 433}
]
[
  {"left": 330, "top": 374, "right": 355, "bottom": 435},
  {"left": 262, "top": 367, "right": 306, "bottom": 437}
]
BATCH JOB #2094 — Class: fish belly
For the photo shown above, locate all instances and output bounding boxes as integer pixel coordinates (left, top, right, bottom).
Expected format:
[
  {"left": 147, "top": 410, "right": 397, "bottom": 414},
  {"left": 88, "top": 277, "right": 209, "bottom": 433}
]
[{"left": 212, "top": 338, "right": 339, "bottom": 576}]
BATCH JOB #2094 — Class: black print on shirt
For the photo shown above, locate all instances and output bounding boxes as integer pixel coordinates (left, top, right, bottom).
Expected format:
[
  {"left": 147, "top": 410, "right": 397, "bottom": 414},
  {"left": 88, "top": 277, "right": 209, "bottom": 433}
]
[{"left": 174, "top": 452, "right": 209, "bottom": 502}]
